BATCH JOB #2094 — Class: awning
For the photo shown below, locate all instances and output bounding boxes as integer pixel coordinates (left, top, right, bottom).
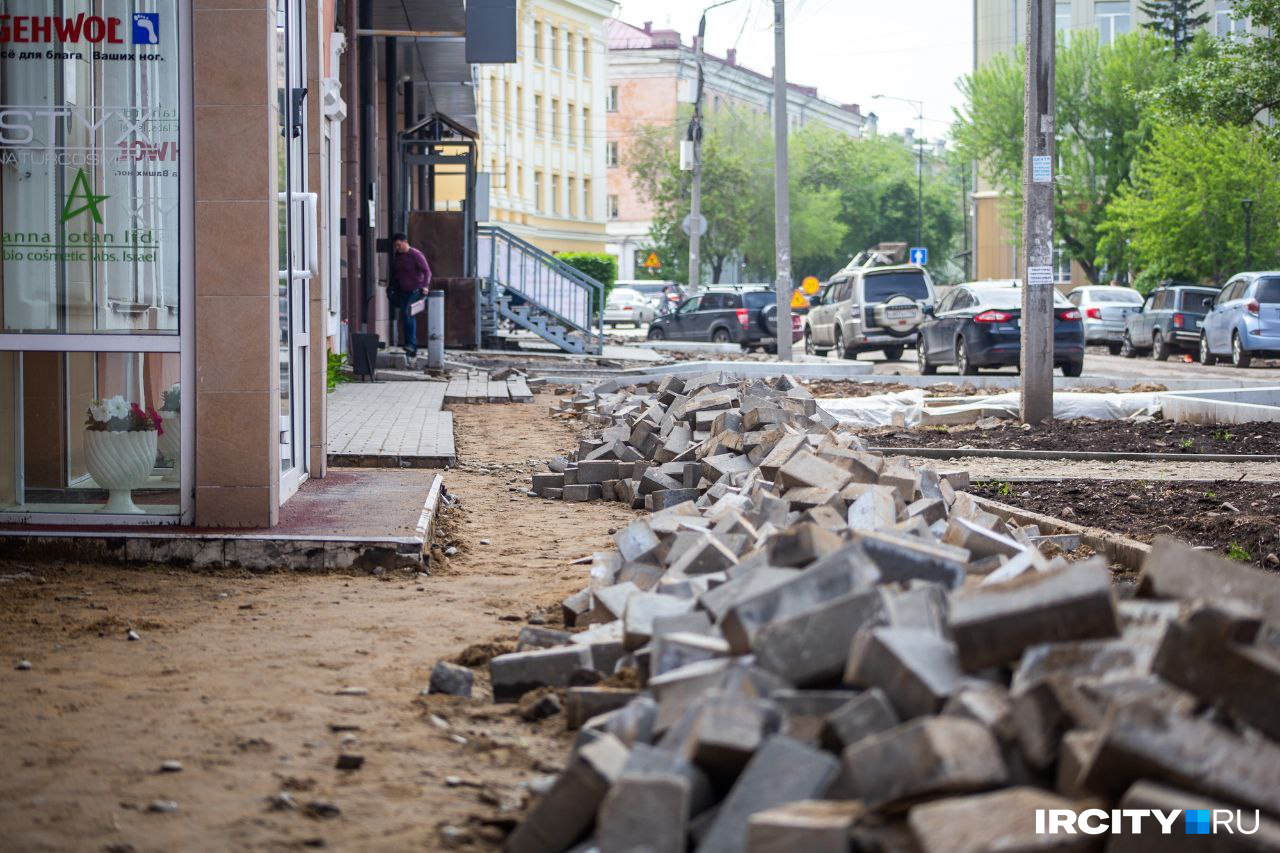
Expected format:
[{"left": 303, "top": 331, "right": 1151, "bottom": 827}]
[
  {"left": 358, "top": 0, "right": 464, "bottom": 37},
  {"left": 367, "top": 0, "right": 477, "bottom": 133}
]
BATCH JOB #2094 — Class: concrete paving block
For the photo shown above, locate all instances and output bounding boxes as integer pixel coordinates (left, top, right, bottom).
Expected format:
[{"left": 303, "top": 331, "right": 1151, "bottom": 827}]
[
  {"left": 758, "top": 434, "right": 807, "bottom": 480},
  {"left": 766, "top": 522, "right": 844, "bottom": 568},
  {"left": 819, "top": 687, "right": 899, "bottom": 753},
  {"left": 940, "top": 681, "right": 1017, "bottom": 744},
  {"left": 690, "top": 695, "right": 783, "bottom": 781},
  {"left": 746, "top": 800, "right": 864, "bottom": 853},
  {"left": 646, "top": 488, "right": 703, "bottom": 511},
  {"left": 844, "top": 627, "right": 963, "bottom": 719},
  {"left": 489, "top": 645, "right": 595, "bottom": 703},
  {"left": 722, "top": 557, "right": 873, "bottom": 654},
  {"left": 768, "top": 689, "right": 857, "bottom": 744},
  {"left": 743, "top": 406, "right": 793, "bottom": 432},
  {"left": 593, "top": 581, "right": 641, "bottom": 622},
  {"left": 948, "top": 562, "right": 1120, "bottom": 672},
  {"left": 1138, "top": 535, "right": 1280, "bottom": 621},
  {"left": 541, "top": 487, "right": 563, "bottom": 500},
  {"left": 698, "top": 567, "right": 797, "bottom": 624},
  {"left": 590, "top": 696, "right": 659, "bottom": 748},
  {"left": 562, "top": 588, "right": 593, "bottom": 628},
  {"left": 518, "top": 625, "right": 573, "bottom": 650},
  {"left": 697, "top": 735, "right": 842, "bottom": 853},
  {"left": 777, "top": 450, "right": 854, "bottom": 492},
  {"left": 623, "top": 592, "right": 696, "bottom": 651},
  {"left": 565, "top": 687, "right": 641, "bottom": 731},
  {"left": 881, "top": 583, "right": 950, "bottom": 635},
  {"left": 577, "top": 460, "right": 620, "bottom": 484},
  {"left": 841, "top": 717, "right": 1008, "bottom": 810},
  {"left": 667, "top": 534, "right": 739, "bottom": 577},
  {"left": 641, "top": 468, "right": 684, "bottom": 495},
  {"left": 877, "top": 463, "right": 921, "bottom": 504},
  {"left": 506, "top": 733, "right": 630, "bottom": 853},
  {"left": 585, "top": 440, "right": 622, "bottom": 461},
  {"left": 1011, "top": 638, "right": 1156, "bottom": 696},
  {"left": 598, "top": 773, "right": 691, "bottom": 853},
  {"left": 1106, "top": 780, "right": 1280, "bottom": 852},
  {"left": 802, "top": 503, "right": 848, "bottom": 532},
  {"left": 532, "top": 473, "right": 565, "bottom": 494},
  {"left": 781, "top": 486, "right": 842, "bottom": 511},
  {"left": 855, "top": 529, "right": 969, "bottom": 589},
  {"left": 943, "top": 516, "right": 1025, "bottom": 560},
  {"left": 427, "top": 661, "right": 475, "bottom": 697},
  {"left": 906, "top": 497, "right": 947, "bottom": 527},
  {"left": 564, "top": 484, "right": 604, "bottom": 502},
  {"left": 703, "top": 452, "right": 755, "bottom": 482},
  {"left": 1079, "top": 699, "right": 1280, "bottom": 813},
  {"left": 754, "top": 588, "right": 887, "bottom": 687},
  {"left": 615, "top": 519, "right": 665, "bottom": 564},
  {"left": 652, "top": 632, "right": 731, "bottom": 678},
  {"left": 616, "top": 560, "right": 665, "bottom": 591},
  {"left": 1152, "top": 601, "right": 1280, "bottom": 741},
  {"left": 652, "top": 610, "right": 715, "bottom": 638},
  {"left": 907, "top": 787, "right": 1089, "bottom": 853},
  {"left": 1055, "top": 728, "right": 1097, "bottom": 797}
]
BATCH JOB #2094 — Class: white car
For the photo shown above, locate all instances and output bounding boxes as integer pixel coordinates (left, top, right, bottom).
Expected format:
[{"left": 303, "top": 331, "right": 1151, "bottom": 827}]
[{"left": 604, "top": 287, "right": 657, "bottom": 327}]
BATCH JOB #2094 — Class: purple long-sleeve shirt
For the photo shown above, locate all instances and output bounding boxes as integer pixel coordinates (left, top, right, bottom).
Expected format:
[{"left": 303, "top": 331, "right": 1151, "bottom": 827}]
[{"left": 394, "top": 246, "right": 432, "bottom": 292}]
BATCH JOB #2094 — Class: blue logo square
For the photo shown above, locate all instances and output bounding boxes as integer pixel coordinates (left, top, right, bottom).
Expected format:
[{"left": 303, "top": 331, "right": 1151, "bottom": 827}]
[
  {"left": 132, "top": 13, "right": 159, "bottom": 45},
  {"left": 1185, "top": 810, "right": 1211, "bottom": 835}
]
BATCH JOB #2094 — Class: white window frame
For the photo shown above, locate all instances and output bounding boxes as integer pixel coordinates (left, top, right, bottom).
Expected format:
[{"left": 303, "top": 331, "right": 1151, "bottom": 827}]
[
  {"left": 606, "top": 141, "right": 619, "bottom": 167},
  {"left": 1096, "top": 1, "right": 1130, "bottom": 46}
]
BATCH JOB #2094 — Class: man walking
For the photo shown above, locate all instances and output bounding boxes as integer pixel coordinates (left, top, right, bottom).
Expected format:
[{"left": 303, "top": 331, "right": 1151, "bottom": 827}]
[{"left": 390, "top": 232, "right": 432, "bottom": 360}]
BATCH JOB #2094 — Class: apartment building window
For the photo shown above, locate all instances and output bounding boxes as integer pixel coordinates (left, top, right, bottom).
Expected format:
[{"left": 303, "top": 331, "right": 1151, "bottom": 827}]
[
  {"left": 1096, "top": 1, "right": 1130, "bottom": 46},
  {"left": 582, "top": 107, "right": 591, "bottom": 146},
  {"left": 567, "top": 31, "right": 577, "bottom": 74},
  {"left": 516, "top": 85, "right": 524, "bottom": 130},
  {"left": 568, "top": 177, "right": 577, "bottom": 217},
  {"left": 534, "top": 171, "right": 543, "bottom": 211},
  {"left": 534, "top": 94, "right": 543, "bottom": 135},
  {"left": 551, "top": 98, "right": 560, "bottom": 138},
  {"left": 552, "top": 174, "right": 561, "bottom": 215},
  {"left": 517, "top": 165, "right": 525, "bottom": 201},
  {"left": 1056, "top": 2, "right": 1072, "bottom": 42},
  {"left": 1053, "top": 244, "right": 1072, "bottom": 283},
  {"left": 607, "top": 141, "right": 619, "bottom": 167},
  {"left": 550, "top": 26, "right": 560, "bottom": 67},
  {"left": 567, "top": 102, "right": 575, "bottom": 142},
  {"left": 607, "top": 194, "right": 620, "bottom": 220},
  {"left": 584, "top": 178, "right": 593, "bottom": 218},
  {"left": 1215, "top": 0, "right": 1250, "bottom": 36},
  {"left": 606, "top": 85, "right": 619, "bottom": 113},
  {"left": 582, "top": 36, "right": 591, "bottom": 77},
  {"left": 533, "top": 19, "right": 543, "bottom": 63}
]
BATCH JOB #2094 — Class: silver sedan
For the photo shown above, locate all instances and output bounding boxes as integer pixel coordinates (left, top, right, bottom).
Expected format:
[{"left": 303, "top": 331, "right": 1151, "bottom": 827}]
[{"left": 604, "top": 287, "right": 657, "bottom": 327}]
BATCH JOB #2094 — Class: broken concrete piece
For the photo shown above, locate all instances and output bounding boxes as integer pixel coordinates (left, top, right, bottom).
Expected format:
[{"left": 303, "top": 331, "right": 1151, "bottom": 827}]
[{"left": 489, "top": 646, "right": 594, "bottom": 703}]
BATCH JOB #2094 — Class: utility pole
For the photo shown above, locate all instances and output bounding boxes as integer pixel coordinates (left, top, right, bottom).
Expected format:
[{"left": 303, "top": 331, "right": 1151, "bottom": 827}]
[
  {"left": 1020, "top": 0, "right": 1056, "bottom": 423},
  {"left": 687, "top": 18, "right": 706, "bottom": 295},
  {"left": 772, "top": 0, "right": 793, "bottom": 361}
]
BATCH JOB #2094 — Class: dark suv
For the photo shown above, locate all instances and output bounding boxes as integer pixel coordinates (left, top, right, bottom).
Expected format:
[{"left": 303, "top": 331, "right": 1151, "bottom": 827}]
[
  {"left": 646, "top": 287, "right": 802, "bottom": 350},
  {"left": 1122, "top": 282, "right": 1219, "bottom": 360}
]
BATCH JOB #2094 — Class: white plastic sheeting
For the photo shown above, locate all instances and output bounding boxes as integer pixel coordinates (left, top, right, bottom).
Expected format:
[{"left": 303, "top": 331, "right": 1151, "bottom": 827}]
[{"left": 819, "top": 390, "right": 1164, "bottom": 428}]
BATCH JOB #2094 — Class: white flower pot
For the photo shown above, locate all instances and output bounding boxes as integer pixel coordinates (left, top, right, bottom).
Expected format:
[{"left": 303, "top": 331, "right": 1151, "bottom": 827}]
[
  {"left": 84, "top": 430, "right": 158, "bottom": 514},
  {"left": 158, "top": 411, "right": 181, "bottom": 482}
]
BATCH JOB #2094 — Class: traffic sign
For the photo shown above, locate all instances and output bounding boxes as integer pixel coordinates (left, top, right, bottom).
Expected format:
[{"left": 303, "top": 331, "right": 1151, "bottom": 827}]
[
  {"left": 800, "top": 275, "right": 821, "bottom": 295},
  {"left": 909, "top": 247, "right": 928, "bottom": 266},
  {"left": 791, "top": 290, "right": 810, "bottom": 309},
  {"left": 682, "top": 213, "right": 707, "bottom": 237},
  {"left": 642, "top": 252, "right": 662, "bottom": 270}
]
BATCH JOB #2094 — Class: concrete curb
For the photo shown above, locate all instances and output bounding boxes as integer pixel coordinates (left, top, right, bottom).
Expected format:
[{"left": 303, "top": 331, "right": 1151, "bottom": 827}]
[
  {"left": 872, "top": 446, "right": 1280, "bottom": 463},
  {"left": 973, "top": 495, "right": 1151, "bottom": 573},
  {"left": 418, "top": 474, "right": 445, "bottom": 573}
]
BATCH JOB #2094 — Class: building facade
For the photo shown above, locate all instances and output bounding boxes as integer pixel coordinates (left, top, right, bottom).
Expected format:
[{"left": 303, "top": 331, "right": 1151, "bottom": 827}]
[
  {"left": 971, "top": 0, "right": 1253, "bottom": 284},
  {"left": 604, "top": 19, "right": 867, "bottom": 281},
  {"left": 473, "top": 0, "right": 615, "bottom": 255}
]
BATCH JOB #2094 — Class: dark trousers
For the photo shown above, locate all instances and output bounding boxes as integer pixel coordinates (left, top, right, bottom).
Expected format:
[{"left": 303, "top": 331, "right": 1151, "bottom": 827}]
[{"left": 391, "top": 290, "right": 423, "bottom": 353}]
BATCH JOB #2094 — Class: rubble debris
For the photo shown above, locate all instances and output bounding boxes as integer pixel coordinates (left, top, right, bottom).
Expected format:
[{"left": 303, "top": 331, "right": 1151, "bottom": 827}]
[
  {"left": 482, "top": 374, "right": 1280, "bottom": 849},
  {"left": 427, "top": 660, "right": 475, "bottom": 698}
]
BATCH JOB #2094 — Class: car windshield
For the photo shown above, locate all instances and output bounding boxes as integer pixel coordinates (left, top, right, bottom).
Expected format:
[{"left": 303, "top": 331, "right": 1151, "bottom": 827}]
[
  {"left": 971, "top": 288, "right": 1071, "bottom": 309},
  {"left": 1179, "top": 288, "right": 1218, "bottom": 309},
  {"left": 741, "top": 292, "right": 775, "bottom": 309},
  {"left": 863, "top": 272, "right": 930, "bottom": 303},
  {"left": 1086, "top": 289, "right": 1143, "bottom": 304},
  {"left": 1256, "top": 277, "right": 1280, "bottom": 304},
  {"left": 607, "top": 289, "right": 642, "bottom": 304}
]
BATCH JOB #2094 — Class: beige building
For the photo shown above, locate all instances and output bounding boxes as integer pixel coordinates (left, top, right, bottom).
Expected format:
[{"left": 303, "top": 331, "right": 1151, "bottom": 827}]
[
  {"left": 473, "top": 0, "right": 616, "bottom": 254},
  {"left": 971, "top": 0, "right": 1251, "bottom": 283}
]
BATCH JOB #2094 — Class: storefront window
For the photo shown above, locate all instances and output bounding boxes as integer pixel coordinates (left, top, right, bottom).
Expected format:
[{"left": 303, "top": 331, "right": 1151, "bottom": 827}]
[{"left": 0, "top": 1, "right": 181, "bottom": 335}]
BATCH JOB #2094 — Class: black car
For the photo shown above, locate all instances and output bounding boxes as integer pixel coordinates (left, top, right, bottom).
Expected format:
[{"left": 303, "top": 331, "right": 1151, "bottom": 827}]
[
  {"left": 917, "top": 282, "right": 1086, "bottom": 376},
  {"left": 1121, "top": 282, "right": 1219, "bottom": 360},
  {"left": 646, "top": 287, "right": 802, "bottom": 350}
]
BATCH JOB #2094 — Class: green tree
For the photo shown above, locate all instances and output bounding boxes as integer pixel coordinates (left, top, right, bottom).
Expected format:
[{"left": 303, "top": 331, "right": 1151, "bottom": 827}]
[
  {"left": 1099, "top": 122, "right": 1280, "bottom": 286},
  {"left": 1157, "top": 0, "right": 1280, "bottom": 151},
  {"left": 1139, "top": 0, "right": 1210, "bottom": 54},
  {"left": 953, "top": 30, "right": 1179, "bottom": 282}
]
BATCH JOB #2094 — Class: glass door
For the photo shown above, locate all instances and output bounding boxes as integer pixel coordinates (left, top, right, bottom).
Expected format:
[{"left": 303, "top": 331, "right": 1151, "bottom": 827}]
[{"left": 277, "top": 0, "right": 310, "bottom": 503}]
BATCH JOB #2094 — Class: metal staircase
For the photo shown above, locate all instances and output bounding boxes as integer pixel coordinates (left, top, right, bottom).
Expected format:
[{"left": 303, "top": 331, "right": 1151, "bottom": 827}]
[{"left": 477, "top": 225, "right": 605, "bottom": 355}]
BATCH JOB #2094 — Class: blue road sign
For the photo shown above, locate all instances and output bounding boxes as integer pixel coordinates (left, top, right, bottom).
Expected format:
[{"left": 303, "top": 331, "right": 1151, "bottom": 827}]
[{"left": 909, "top": 247, "right": 928, "bottom": 266}]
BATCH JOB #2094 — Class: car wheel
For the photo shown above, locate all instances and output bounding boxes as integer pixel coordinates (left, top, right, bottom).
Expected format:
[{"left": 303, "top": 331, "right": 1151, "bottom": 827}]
[
  {"left": 1062, "top": 360, "right": 1084, "bottom": 377},
  {"left": 804, "top": 327, "right": 815, "bottom": 356},
  {"left": 956, "top": 337, "right": 978, "bottom": 375},
  {"left": 1107, "top": 342, "right": 1122, "bottom": 356},
  {"left": 711, "top": 327, "right": 732, "bottom": 344},
  {"left": 834, "top": 328, "right": 856, "bottom": 360},
  {"left": 1152, "top": 331, "right": 1170, "bottom": 361},
  {"left": 882, "top": 345, "right": 905, "bottom": 362},
  {"left": 647, "top": 326, "right": 665, "bottom": 341},
  {"left": 1232, "top": 332, "right": 1252, "bottom": 368},
  {"left": 1199, "top": 333, "right": 1217, "bottom": 365},
  {"left": 917, "top": 336, "right": 937, "bottom": 375},
  {"left": 1120, "top": 332, "right": 1137, "bottom": 358}
]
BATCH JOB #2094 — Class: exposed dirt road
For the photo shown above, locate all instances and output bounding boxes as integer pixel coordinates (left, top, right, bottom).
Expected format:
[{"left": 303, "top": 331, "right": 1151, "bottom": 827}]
[{"left": 0, "top": 394, "right": 634, "bottom": 852}]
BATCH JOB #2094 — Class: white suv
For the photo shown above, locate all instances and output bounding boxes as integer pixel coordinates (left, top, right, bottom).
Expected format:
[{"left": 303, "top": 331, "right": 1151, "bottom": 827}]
[{"left": 804, "top": 264, "right": 938, "bottom": 360}]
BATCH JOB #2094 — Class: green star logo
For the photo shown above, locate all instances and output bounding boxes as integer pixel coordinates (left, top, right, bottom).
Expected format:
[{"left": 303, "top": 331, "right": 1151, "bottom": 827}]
[{"left": 61, "top": 168, "right": 109, "bottom": 224}]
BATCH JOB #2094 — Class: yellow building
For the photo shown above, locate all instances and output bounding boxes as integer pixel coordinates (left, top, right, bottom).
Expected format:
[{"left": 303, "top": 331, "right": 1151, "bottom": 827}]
[{"left": 475, "top": 0, "right": 615, "bottom": 254}]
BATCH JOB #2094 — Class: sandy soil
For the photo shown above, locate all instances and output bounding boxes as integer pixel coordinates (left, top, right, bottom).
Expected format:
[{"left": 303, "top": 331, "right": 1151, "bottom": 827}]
[{"left": 0, "top": 393, "right": 636, "bottom": 852}]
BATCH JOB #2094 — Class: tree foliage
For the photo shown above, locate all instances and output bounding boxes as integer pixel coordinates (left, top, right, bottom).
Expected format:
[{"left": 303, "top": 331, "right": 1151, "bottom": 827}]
[
  {"left": 953, "top": 30, "right": 1179, "bottom": 283},
  {"left": 556, "top": 252, "right": 618, "bottom": 299},
  {"left": 1139, "top": 0, "right": 1210, "bottom": 54},
  {"left": 1100, "top": 122, "right": 1280, "bottom": 287}
]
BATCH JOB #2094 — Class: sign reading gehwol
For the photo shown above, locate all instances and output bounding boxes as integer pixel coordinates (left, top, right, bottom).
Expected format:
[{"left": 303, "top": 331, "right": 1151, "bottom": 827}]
[{"left": 1037, "top": 808, "right": 1263, "bottom": 837}]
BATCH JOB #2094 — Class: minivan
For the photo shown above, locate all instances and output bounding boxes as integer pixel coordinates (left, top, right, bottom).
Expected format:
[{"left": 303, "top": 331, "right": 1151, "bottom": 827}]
[{"left": 1199, "top": 272, "right": 1280, "bottom": 368}]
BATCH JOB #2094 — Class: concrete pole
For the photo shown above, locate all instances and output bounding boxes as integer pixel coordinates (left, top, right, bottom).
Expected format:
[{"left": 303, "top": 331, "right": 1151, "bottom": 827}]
[
  {"left": 688, "top": 19, "right": 706, "bottom": 295},
  {"left": 772, "top": 0, "right": 793, "bottom": 361},
  {"left": 1019, "top": 0, "right": 1055, "bottom": 423}
]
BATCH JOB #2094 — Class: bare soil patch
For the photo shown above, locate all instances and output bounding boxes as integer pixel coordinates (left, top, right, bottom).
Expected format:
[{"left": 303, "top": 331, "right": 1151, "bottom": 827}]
[
  {"left": 969, "top": 478, "right": 1280, "bottom": 568},
  {"left": 864, "top": 418, "right": 1280, "bottom": 456}
]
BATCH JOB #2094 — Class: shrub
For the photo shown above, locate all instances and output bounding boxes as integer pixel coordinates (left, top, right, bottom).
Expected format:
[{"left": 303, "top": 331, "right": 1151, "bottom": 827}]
[{"left": 557, "top": 252, "right": 618, "bottom": 301}]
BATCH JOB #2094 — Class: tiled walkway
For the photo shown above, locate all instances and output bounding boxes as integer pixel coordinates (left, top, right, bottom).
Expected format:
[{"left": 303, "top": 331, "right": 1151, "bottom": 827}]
[{"left": 327, "top": 382, "right": 456, "bottom": 466}]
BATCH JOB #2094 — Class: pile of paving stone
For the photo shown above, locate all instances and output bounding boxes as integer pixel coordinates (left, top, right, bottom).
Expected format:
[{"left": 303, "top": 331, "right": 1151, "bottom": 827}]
[{"left": 471, "top": 373, "right": 1280, "bottom": 852}]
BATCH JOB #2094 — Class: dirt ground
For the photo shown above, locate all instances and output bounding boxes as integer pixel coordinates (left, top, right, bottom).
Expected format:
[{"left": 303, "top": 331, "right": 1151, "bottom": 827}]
[
  {"left": 862, "top": 418, "right": 1280, "bottom": 455},
  {"left": 969, "top": 478, "right": 1280, "bottom": 568},
  {"left": 0, "top": 393, "right": 636, "bottom": 852}
]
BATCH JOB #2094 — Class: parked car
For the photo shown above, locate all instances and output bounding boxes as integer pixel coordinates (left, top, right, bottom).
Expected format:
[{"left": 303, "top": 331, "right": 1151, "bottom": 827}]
[
  {"left": 917, "top": 281, "right": 1085, "bottom": 376},
  {"left": 803, "top": 264, "right": 937, "bottom": 360},
  {"left": 618, "top": 280, "right": 684, "bottom": 312},
  {"left": 1066, "top": 286, "right": 1144, "bottom": 354},
  {"left": 1121, "top": 282, "right": 1219, "bottom": 360},
  {"left": 1199, "top": 271, "right": 1280, "bottom": 368},
  {"left": 646, "top": 287, "right": 803, "bottom": 350},
  {"left": 603, "top": 287, "right": 657, "bottom": 328}
]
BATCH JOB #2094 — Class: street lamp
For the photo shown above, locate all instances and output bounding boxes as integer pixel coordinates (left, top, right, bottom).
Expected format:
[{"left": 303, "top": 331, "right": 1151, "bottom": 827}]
[
  {"left": 1242, "top": 198, "right": 1254, "bottom": 269},
  {"left": 873, "top": 94, "right": 924, "bottom": 250}
]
